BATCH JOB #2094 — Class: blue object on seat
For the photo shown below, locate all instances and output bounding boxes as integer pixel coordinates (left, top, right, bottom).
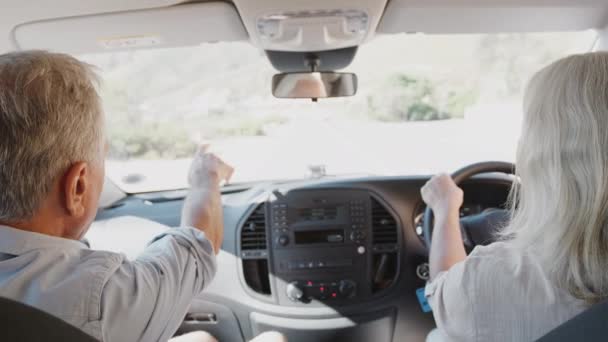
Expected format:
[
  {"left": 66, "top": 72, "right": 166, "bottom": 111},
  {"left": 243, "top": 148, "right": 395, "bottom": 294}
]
[{"left": 416, "top": 287, "right": 432, "bottom": 313}]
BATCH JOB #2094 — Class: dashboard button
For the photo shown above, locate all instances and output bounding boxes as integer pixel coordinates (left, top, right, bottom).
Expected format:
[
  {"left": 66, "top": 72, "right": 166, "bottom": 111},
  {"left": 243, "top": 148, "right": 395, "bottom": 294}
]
[
  {"left": 318, "top": 284, "right": 328, "bottom": 299},
  {"left": 286, "top": 282, "right": 304, "bottom": 302},
  {"left": 277, "top": 235, "right": 289, "bottom": 246},
  {"left": 327, "top": 234, "right": 344, "bottom": 243},
  {"left": 338, "top": 279, "right": 356, "bottom": 298}
]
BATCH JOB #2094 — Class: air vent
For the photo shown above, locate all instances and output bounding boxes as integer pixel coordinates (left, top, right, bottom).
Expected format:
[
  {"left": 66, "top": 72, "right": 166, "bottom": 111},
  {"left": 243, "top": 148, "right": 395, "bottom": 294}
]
[
  {"left": 241, "top": 203, "right": 271, "bottom": 296},
  {"left": 240, "top": 203, "right": 267, "bottom": 251},
  {"left": 371, "top": 197, "right": 398, "bottom": 245},
  {"left": 371, "top": 197, "right": 399, "bottom": 293}
]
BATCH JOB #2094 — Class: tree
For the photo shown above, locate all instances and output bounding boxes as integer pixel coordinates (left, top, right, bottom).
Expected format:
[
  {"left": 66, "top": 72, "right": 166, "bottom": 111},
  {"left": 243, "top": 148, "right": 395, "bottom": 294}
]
[{"left": 366, "top": 74, "right": 477, "bottom": 122}]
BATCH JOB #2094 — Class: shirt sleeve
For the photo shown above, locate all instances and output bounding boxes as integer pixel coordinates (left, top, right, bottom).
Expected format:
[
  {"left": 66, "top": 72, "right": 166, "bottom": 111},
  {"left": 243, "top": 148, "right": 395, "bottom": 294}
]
[
  {"left": 425, "top": 258, "right": 478, "bottom": 342},
  {"left": 98, "top": 227, "right": 217, "bottom": 342}
]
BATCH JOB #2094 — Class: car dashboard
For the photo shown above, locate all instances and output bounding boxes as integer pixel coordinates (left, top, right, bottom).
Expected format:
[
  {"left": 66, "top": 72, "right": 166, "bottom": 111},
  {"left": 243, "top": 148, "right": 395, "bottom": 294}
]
[{"left": 92, "top": 174, "right": 512, "bottom": 342}]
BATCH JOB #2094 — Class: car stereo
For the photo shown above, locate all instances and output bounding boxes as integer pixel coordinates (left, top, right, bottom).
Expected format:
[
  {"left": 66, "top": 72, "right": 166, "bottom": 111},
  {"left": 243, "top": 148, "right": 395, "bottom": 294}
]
[{"left": 269, "top": 188, "right": 372, "bottom": 306}]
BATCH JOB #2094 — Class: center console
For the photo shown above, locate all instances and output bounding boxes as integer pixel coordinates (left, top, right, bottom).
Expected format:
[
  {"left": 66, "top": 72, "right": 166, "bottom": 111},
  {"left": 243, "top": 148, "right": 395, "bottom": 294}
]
[
  {"left": 239, "top": 187, "right": 401, "bottom": 307},
  {"left": 271, "top": 189, "right": 372, "bottom": 306}
]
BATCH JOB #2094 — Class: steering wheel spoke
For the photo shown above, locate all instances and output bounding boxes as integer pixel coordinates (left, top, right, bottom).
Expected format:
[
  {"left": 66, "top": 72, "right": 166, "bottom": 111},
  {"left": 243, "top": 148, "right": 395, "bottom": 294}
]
[
  {"left": 459, "top": 221, "right": 474, "bottom": 249},
  {"left": 460, "top": 208, "right": 510, "bottom": 247}
]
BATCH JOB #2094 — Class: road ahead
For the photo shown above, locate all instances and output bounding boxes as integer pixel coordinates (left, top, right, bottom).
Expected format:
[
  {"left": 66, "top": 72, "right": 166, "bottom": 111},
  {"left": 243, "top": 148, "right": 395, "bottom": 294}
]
[{"left": 107, "top": 113, "right": 521, "bottom": 193}]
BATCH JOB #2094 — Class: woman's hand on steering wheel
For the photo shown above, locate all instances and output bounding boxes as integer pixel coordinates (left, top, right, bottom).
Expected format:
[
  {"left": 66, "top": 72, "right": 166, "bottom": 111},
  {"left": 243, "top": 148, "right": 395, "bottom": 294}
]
[
  {"left": 421, "top": 173, "right": 464, "bottom": 218},
  {"left": 422, "top": 161, "right": 515, "bottom": 251}
]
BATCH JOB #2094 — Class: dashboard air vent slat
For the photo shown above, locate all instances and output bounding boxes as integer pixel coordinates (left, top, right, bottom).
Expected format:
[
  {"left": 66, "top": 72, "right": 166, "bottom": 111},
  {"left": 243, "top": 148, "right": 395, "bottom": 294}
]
[
  {"left": 240, "top": 204, "right": 267, "bottom": 251},
  {"left": 371, "top": 198, "right": 398, "bottom": 245}
]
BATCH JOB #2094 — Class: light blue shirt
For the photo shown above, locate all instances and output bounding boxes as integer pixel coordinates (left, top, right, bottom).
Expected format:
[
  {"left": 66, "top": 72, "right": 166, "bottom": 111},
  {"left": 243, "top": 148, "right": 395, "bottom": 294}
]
[{"left": 0, "top": 225, "right": 217, "bottom": 342}]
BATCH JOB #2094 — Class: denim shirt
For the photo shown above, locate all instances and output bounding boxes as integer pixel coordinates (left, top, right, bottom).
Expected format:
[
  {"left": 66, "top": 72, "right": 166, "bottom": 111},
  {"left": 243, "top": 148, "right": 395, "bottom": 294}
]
[{"left": 0, "top": 225, "right": 217, "bottom": 342}]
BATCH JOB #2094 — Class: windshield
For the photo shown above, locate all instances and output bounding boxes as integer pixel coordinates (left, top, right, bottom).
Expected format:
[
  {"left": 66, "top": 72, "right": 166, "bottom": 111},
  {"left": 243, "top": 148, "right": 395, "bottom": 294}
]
[{"left": 80, "top": 31, "right": 597, "bottom": 193}]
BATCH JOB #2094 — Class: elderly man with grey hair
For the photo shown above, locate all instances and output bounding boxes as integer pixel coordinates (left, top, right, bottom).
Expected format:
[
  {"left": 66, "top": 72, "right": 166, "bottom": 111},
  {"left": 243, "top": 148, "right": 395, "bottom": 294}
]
[{"left": 0, "top": 51, "right": 285, "bottom": 342}]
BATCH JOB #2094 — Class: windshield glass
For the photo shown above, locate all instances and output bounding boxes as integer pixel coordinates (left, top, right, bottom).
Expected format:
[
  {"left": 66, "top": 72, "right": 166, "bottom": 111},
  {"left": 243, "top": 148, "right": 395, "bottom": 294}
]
[{"left": 80, "top": 31, "right": 597, "bottom": 193}]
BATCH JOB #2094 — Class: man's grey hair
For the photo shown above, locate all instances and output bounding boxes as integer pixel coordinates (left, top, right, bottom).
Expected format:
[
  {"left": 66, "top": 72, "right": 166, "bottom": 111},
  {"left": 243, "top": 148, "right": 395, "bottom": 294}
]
[{"left": 0, "top": 50, "right": 103, "bottom": 221}]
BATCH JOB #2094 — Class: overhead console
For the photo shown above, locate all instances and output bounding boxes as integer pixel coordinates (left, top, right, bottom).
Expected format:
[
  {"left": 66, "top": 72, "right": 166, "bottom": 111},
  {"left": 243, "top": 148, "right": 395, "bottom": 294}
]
[
  {"left": 239, "top": 188, "right": 401, "bottom": 307},
  {"left": 232, "top": 0, "right": 388, "bottom": 52}
]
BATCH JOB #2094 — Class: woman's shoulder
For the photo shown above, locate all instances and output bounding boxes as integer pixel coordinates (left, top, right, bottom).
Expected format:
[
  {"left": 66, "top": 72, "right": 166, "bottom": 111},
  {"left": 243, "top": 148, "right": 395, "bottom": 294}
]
[
  {"left": 425, "top": 241, "right": 550, "bottom": 341},
  {"left": 428, "top": 240, "right": 551, "bottom": 302},
  {"left": 451, "top": 242, "right": 586, "bottom": 341},
  {"left": 427, "top": 241, "right": 531, "bottom": 297},
  {"left": 461, "top": 241, "right": 543, "bottom": 282},
  {"left": 467, "top": 241, "right": 528, "bottom": 263}
]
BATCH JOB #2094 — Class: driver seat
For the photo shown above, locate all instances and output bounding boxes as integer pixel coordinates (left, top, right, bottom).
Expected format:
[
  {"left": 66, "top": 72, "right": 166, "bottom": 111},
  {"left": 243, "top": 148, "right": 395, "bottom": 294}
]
[{"left": 536, "top": 300, "right": 608, "bottom": 341}]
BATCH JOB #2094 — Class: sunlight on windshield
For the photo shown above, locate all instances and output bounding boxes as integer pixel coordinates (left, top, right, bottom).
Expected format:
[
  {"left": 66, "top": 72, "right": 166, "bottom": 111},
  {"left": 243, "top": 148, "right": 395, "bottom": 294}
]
[{"left": 80, "top": 31, "right": 597, "bottom": 193}]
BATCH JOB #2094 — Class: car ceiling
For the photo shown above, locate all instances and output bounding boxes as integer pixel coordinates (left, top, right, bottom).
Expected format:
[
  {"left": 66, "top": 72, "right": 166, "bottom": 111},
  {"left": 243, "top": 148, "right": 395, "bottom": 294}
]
[{"left": 1, "top": 0, "right": 607, "bottom": 54}]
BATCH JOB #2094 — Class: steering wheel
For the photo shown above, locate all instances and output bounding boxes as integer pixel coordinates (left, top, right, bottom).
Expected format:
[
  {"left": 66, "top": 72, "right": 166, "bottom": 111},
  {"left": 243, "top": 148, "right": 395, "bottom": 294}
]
[{"left": 422, "top": 161, "right": 515, "bottom": 250}]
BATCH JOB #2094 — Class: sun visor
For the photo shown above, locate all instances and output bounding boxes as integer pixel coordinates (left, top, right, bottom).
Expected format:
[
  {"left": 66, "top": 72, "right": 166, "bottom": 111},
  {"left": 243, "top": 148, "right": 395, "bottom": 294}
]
[
  {"left": 13, "top": 2, "right": 248, "bottom": 54},
  {"left": 378, "top": 1, "right": 608, "bottom": 34}
]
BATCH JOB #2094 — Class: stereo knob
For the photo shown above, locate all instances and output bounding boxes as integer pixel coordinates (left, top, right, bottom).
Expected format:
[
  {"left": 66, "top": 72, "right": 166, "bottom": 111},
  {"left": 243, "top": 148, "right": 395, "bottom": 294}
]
[
  {"left": 278, "top": 235, "right": 289, "bottom": 246},
  {"left": 286, "top": 282, "right": 304, "bottom": 302},
  {"left": 338, "top": 279, "right": 356, "bottom": 298}
]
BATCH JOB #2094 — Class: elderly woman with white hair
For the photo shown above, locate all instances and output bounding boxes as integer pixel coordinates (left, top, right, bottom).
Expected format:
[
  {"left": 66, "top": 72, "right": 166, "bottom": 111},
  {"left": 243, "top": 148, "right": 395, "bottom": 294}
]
[{"left": 422, "top": 52, "right": 608, "bottom": 341}]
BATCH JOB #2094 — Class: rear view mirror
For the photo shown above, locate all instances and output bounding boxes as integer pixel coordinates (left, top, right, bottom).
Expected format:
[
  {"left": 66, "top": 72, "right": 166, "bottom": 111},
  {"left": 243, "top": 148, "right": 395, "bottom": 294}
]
[{"left": 272, "top": 72, "right": 357, "bottom": 100}]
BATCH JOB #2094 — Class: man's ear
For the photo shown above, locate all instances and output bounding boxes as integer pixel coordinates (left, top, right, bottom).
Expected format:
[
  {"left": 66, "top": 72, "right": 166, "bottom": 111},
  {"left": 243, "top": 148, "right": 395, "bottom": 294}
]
[{"left": 63, "top": 162, "right": 89, "bottom": 218}]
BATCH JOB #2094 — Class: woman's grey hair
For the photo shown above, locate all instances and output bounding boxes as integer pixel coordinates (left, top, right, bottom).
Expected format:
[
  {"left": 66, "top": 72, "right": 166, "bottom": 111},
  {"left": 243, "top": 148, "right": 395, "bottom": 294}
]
[
  {"left": 503, "top": 51, "right": 608, "bottom": 304},
  {"left": 0, "top": 50, "right": 103, "bottom": 221}
]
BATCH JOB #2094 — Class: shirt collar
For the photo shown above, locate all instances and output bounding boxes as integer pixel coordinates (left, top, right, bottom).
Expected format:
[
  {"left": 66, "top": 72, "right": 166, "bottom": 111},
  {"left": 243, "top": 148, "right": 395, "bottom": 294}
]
[{"left": 0, "top": 225, "right": 88, "bottom": 255}]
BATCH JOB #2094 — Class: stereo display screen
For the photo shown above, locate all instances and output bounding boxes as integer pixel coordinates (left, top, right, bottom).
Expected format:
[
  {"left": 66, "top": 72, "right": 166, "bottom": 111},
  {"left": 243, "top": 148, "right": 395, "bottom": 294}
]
[
  {"left": 298, "top": 206, "right": 340, "bottom": 221},
  {"left": 294, "top": 229, "right": 344, "bottom": 244}
]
